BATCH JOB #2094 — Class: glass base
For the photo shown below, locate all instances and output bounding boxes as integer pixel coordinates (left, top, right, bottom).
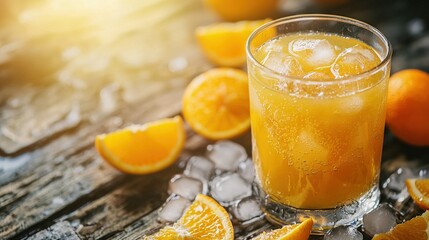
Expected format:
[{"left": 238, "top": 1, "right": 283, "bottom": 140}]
[{"left": 255, "top": 183, "right": 380, "bottom": 234}]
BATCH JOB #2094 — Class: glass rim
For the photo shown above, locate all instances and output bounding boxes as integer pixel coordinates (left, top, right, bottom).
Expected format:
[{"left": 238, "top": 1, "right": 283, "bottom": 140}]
[{"left": 246, "top": 14, "right": 393, "bottom": 85}]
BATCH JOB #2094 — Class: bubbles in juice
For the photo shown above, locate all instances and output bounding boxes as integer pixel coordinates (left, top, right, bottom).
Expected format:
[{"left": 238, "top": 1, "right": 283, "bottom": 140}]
[{"left": 249, "top": 32, "right": 387, "bottom": 209}]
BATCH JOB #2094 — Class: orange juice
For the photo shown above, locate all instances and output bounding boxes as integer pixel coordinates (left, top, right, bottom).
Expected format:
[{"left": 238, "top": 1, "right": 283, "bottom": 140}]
[{"left": 249, "top": 33, "right": 388, "bottom": 209}]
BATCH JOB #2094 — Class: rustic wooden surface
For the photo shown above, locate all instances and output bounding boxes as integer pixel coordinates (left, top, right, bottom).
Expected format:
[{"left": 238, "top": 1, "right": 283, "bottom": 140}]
[{"left": 1, "top": 0, "right": 429, "bottom": 239}]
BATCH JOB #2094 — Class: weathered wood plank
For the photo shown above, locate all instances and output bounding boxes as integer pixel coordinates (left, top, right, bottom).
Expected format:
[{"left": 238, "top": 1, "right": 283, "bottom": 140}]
[
  {"left": 26, "top": 221, "right": 80, "bottom": 240},
  {"left": 22, "top": 133, "right": 208, "bottom": 240},
  {"left": 0, "top": 0, "right": 211, "bottom": 155},
  {"left": 0, "top": 86, "right": 184, "bottom": 239},
  {"left": 3, "top": 1, "right": 429, "bottom": 239},
  {"left": 62, "top": 134, "right": 208, "bottom": 239},
  {"left": 103, "top": 135, "right": 253, "bottom": 240}
]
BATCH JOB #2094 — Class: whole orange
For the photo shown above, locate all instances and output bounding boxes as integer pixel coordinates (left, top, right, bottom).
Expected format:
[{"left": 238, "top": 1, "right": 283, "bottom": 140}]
[
  {"left": 204, "top": 0, "right": 278, "bottom": 22},
  {"left": 386, "top": 69, "right": 429, "bottom": 146}
]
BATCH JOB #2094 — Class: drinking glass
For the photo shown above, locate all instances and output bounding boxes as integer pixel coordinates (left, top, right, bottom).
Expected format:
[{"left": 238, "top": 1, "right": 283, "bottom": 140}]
[{"left": 246, "top": 14, "right": 392, "bottom": 233}]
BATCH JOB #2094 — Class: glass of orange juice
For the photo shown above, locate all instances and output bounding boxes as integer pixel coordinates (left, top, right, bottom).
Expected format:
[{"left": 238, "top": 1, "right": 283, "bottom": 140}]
[{"left": 246, "top": 14, "right": 392, "bottom": 233}]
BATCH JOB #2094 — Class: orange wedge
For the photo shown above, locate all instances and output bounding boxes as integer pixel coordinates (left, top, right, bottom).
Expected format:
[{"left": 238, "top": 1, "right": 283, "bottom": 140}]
[
  {"left": 182, "top": 68, "right": 250, "bottom": 140},
  {"left": 252, "top": 218, "right": 313, "bottom": 240},
  {"left": 406, "top": 178, "right": 429, "bottom": 210},
  {"left": 196, "top": 19, "right": 271, "bottom": 67},
  {"left": 95, "top": 116, "right": 185, "bottom": 174},
  {"left": 373, "top": 211, "right": 429, "bottom": 240},
  {"left": 144, "top": 194, "right": 234, "bottom": 240}
]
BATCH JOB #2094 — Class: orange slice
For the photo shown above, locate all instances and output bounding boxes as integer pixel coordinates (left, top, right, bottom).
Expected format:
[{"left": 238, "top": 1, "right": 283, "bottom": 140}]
[
  {"left": 196, "top": 19, "right": 271, "bottom": 67},
  {"left": 182, "top": 68, "right": 250, "bottom": 140},
  {"left": 144, "top": 194, "right": 234, "bottom": 240},
  {"left": 252, "top": 218, "right": 313, "bottom": 240},
  {"left": 372, "top": 211, "right": 429, "bottom": 240},
  {"left": 406, "top": 178, "right": 429, "bottom": 210},
  {"left": 95, "top": 116, "right": 185, "bottom": 174}
]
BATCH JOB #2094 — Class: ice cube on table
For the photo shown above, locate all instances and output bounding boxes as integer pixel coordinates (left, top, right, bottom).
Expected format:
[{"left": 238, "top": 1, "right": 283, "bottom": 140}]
[
  {"left": 330, "top": 44, "right": 379, "bottom": 78},
  {"left": 168, "top": 174, "right": 205, "bottom": 200},
  {"left": 381, "top": 167, "right": 415, "bottom": 204},
  {"left": 238, "top": 159, "right": 255, "bottom": 183},
  {"left": 210, "top": 173, "right": 253, "bottom": 205},
  {"left": 184, "top": 156, "right": 215, "bottom": 181},
  {"left": 290, "top": 39, "right": 336, "bottom": 67},
  {"left": 207, "top": 141, "right": 247, "bottom": 172},
  {"left": 260, "top": 51, "right": 304, "bottom": 76},
  {"left": 418, "top": 165, "right": 429, "bottom": 178},
  {"left": 158, "top": 195, "right": 191, "bottom": 222},
  {"left": 323, "top": 226, "right": 363, "bottom": 240},
  {"left": 100, "top": 83, "right": 121, "bottom": 113},
  {"left": 231, "top": 197, "right": 263, "bottom": 222},
  {"left": 362, "top": 203, "right": 402, "bottom": 237}
]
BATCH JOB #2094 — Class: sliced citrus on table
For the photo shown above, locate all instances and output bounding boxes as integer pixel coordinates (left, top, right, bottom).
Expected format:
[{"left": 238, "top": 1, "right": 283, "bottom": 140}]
[
  {"left": 406, "top": 178, "right": 429, "bottom": 210},
  {"left": 252, "top": 218, "right": 313, "bottom": 240},
  {"left": 372, "top": 211, "right": 429, "bottom": 240},
  {"left": 143, "top": 194, "right": 234, "bottom": 240},
  {"left": 386, "top": 69, "right": 429, "bottom": 146},
  {"left": 95, "top": 116, "right": 185, "bottom": 174},
  {"left": 196, "top": 19, "right": 271, "bottom": 67},
  {"left": 182, "top": 68, "right": 250, "bottom": 140}
]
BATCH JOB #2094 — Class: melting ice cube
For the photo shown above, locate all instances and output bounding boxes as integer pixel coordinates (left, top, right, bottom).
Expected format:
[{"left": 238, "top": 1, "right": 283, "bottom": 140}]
[
  {"left": 158, "top": 195, "right": 191, "bottom": 222},
  {"left": 381, "top": 167, "right": 415, "bottom": 204},
  {"left": 168, "top": 174, "right": 205, "bottom": 200},
  {"left": 330, "top": 44, "right": 379, "bottom": 78},
  {"left": 290, "top": 130, "right": 328, "bottom": 172},
  {"left": 184, "top": 156, "right": 215, "bottom": 181},
  {"left": 207, "top": 141, "right": 247, "bottom": 172},
  {"left": 238, "top": 159, "right": 255, "bottom": 183},
  {"left": 100, "top": 83, "right": 121, "bottom": 113},
  {"left": 303, "top": 71, "right": 331, "bottom": 79},
  {"left": 362, "top": 203, "right": 403, "bottom": 237},
  {"left": 210, "top": 173, "right": 253, "bottom": 205},
  {"left": 418, "top": 165, "right": 429, "bottom": 178},
  {"left": 324, "top": 226, "right": 363, "bottom": 240},
  {"left": 231, "top": 197, "right": 263, "bottom": 222},
  {"left": 261, "top": 51, "right": 304, "bottom": 76},
  {"left": 290, "top": 39, "right": 336, "bottom": 67},
  {"left": 338, "top": 95, "right": 364, "bottom": 114}
]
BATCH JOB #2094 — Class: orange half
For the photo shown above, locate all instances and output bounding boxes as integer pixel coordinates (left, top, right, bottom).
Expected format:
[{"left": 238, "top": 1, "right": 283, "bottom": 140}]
[
  {"left": 196, "top": 19, "right": 272, "bottom": 67},
  {"left": 95, "top": 116, "right": 185, "bottom": 174},
  {"left": 183, "top": 68, "right": 250, "bottom": 140}
]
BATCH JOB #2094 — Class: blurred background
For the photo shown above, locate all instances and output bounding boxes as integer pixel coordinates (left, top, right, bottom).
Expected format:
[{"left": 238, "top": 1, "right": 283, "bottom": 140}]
[{"left": 0, "top": 0, "right": 428, "bottom": 154}]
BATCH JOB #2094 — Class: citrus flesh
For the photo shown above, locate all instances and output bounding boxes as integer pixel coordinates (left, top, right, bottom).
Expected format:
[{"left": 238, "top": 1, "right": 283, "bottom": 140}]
[
  {"left": 143, "top": 194, "right": 234, "bottom": 240},
  {"left": 182, "top": 68, "right": 250, "bottom": 140},
  {"left": 372, "top": 211, "right": 429, "bottom": 240},
  {"left": 196, "top": 19, "right": 271, "bottom": 67},
  {"left": 252, "top": 218, "right": 313, "bottom": 240},
  {"left": 95, "top": 116, "right": 185, "bottom": 174},
  {"left": 406, "top": 178, "right": 429, "bottom": 210}
]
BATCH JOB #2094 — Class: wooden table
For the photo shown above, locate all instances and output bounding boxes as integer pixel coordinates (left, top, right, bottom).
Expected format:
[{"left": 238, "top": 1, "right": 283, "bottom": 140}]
[{"left": 1, "top": 0, "right": 429, "bottom": 239}]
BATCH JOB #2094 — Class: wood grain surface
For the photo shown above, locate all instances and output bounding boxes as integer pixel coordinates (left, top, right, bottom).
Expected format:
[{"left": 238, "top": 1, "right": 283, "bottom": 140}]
[{"left": 1, "top": 0, "right": 429, "bottom": 239}]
